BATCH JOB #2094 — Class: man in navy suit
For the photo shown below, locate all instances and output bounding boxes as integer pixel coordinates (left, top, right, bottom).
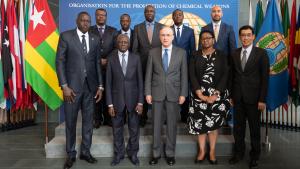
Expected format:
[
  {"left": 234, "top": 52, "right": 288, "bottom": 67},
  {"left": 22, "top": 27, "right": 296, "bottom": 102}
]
[
  {"left": 90, "top": 8, "right": 118, "bottom": 128},
  {"left": 198, "top": 6, "right": 236, "bottom": 59},
  {"left": 171, "top": 9, "right": 195, "bottom": 122},
  {"left": 56, "top": 12, "right": 103, "bottom": 169},
  {"left": 106, "top": 34, "right": 144, "bottom": 166},
  {"left": 118, "top": 14, "right": 133, "bottom": 51}
]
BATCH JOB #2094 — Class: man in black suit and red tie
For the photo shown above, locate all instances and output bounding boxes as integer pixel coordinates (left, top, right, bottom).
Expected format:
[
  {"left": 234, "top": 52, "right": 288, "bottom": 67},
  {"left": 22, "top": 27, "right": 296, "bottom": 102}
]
[
  {"left": 106, "top": 34, "right": 144, "bottom": 166},
  {"left": 229, "top": 25, "right": 269, "bottom": 169},
  {"left": 90, "top": 8, "right": 118, "bottom": 128},
  {"left": 56, "top": 12, "right": 103, "bottom": 169}
]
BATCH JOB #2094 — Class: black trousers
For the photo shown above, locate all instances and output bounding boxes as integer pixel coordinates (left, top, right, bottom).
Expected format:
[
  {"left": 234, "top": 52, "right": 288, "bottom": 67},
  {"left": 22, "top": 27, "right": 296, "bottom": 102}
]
[
  {"left": 233, "top": 99, "right": 261, "bottom": 160},
  {"left": 112, "top": 107, "right": 140, "bottom": 158},
  {"left": 64, "top": 80, "right": 94, "bottom": 158}
]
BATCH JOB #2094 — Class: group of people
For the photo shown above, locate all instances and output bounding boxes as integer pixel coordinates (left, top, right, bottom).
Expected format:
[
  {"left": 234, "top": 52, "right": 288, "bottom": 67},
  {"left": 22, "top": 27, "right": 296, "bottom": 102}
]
[{"left": 55, "top": 5, "right": 269, "bottom": 169}]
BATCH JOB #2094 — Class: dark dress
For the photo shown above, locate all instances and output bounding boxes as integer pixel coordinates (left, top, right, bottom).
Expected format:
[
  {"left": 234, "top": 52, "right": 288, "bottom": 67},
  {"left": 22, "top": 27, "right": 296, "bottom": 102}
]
[{"left": 188, "top": 51, "right": 230, "bottom": 135}]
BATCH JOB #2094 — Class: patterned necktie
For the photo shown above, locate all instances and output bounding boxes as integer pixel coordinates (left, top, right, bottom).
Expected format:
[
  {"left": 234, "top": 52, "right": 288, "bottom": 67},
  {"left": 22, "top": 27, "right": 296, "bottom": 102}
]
[
  {"left": 176, "top": 27, "right": 181, "bottom": 44},
  {"left": 147, "top": 23, "right": 153, "bottom": 44},
  {"left": 121, "top": 53, "right": 127, "bottom": 75},
  {"left": 82, "top": 35, "right": 87, "bottom": 54},
  {"left": 98, "top": 27, "right": 103, "bottom": 39},
  {"left": 214, "top": 24, "right": 219, "bottom": 41},
  {"left": 163, "top": 49, "right": 169, "bottom": 72},
  {"left": 241, "top": 50, "right": 247, "bottom": 71}
]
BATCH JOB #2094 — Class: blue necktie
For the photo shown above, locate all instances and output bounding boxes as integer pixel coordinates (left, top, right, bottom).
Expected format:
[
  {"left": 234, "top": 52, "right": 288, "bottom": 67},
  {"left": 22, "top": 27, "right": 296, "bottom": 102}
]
[
  {"left": 176, "top": 27, "right": 181, "bottom": 44},
  {"left": 163, "top": 49, "right": 168, "bottom": 72}
]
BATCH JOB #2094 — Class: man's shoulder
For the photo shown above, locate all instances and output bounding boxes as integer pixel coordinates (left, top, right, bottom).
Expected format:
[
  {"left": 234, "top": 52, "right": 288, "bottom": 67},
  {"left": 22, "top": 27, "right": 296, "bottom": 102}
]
[
  {"left": 134, "top": 22, "right": 145, "bottom": 29},
  {"left": 106, "top": 25, "right": 118, "bottom": 32}
]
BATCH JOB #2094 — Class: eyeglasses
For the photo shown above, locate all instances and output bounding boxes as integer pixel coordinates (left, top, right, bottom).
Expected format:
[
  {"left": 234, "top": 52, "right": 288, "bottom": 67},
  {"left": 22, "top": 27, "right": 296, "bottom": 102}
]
[
  {"left": 240, "top": 33, "right": 253, "bottom": 38},
  {"left": 201, "top": 37, "right": 214, "bottom": 41}
]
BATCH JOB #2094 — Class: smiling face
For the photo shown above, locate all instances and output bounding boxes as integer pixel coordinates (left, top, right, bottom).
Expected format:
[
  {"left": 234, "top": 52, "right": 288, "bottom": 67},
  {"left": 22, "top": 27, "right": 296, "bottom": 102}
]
[
  {"left": 144, "top": 5, "right": 155, "bottom": 22},
  {"left": 239, "top": 29, "right": 255, "bottom": 48},
  {"left": 211, "top": 6, "right": 223, "bottom": 22},
  {"left": 200, "top": 32, "right": 215, "bottom": 49},
  {"left": 117, "top": 35, "right": 130, "bottom": 53},
  {"left": 172, "top": 10, "right": 184, "bottom": 26},
  {"left": 159, "top": 27, "right": 174, "bottom": 48},
  {"left": 77, "top": 13, "right": 91, "bottom": 33}
]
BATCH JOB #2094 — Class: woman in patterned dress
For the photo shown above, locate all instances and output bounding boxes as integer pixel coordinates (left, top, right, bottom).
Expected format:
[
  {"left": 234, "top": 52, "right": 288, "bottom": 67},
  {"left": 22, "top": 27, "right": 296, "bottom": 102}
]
[{"left": 188, "top": 30, "right": 230, "bottom": 164}]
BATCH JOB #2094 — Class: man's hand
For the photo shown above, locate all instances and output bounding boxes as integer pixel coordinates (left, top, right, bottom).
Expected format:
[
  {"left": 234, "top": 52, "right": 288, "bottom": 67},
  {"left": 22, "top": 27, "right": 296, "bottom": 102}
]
[
  {"left": 108, "top": 107, "right": 116, "bottom": 117},
  {"left": 101, "top": 58, "right": 108, "bottom": 67},
  {"left": 178, "top": 96, "right": 185, "bottom": 105},
  {"left": 94, "top": 88, "right": 103, "bottom": 103},
  {"left": 135, "top": 104, "right": 143, "bottom": 115},
  {"left": 146, "top": 95, "right": 152, "bottom": 104},
  {"left": 258, "top": 102, "right": 266, "bottom": 112},
  {"left": 62, "top": 86, "right": 76, "bottom": 103}
]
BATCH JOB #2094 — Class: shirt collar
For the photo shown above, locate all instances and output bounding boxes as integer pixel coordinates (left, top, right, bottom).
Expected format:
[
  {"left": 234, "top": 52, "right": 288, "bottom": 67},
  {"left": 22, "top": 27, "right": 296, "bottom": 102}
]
[
  {"left": 242, "top": 43, "right": 253, "bottom": 54},
  {"left": 174, "top": 24, "right": 183, "bottom": 30},
  {"left": 162, "top": 45, "right": 172, "bottom": 51},
  {"left": 76, "top": 28, "right": 89, "bottom": 37},
  {"left": 97, "top": 24, "right": 106, "bottom": 30},
  {"left": 145, "top": 20, "right": 155, "bottom": 26},
  {"left": 212, "top": 20, "right": 221, "bottom": 27},
  {"left": 121, "top": 29, "right": 130, "bottom": 34},
  {"left": 118, "top": 50, "right": 129, "bottom": 56}
]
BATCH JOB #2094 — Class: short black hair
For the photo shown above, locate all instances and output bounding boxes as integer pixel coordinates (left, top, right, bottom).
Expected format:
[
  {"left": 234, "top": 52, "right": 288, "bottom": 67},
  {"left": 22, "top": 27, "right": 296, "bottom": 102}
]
[
  {"left": 239, "top": 25, "right": 254, "bottom": 35},
  {"left": 200, "top": 30, "right": 215, "bottom": 39},
  {"left": 95, "top": 8, "right": 107, "bottom": 16},
  {"left": 120, "top": 13, "right": 131, "bottom": 20},
  {"left": 172, "top": 9, "right": 183, "bottom": 17},
  {"left": 77, "top": 11, "right": 90, "bottom": 20}
]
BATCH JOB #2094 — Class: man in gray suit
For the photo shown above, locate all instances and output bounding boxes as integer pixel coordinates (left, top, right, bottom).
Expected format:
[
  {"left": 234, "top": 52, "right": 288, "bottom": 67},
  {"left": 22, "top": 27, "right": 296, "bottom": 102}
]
[
  {"left": 56, "top": 12, "right": 103, "bottom": 169},
  {"left": 132, "top": 5, "right": 164, "bottom": 127},
  {"left": 145, "top": 27, "right": 188, "bottom": 166},
  {"left": 106, "top": 34, "right": 144, "bottom": 166}
]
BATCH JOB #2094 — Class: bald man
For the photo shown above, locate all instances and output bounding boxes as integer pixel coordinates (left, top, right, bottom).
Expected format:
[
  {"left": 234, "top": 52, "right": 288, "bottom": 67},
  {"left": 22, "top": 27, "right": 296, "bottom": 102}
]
[{"left": 145, "top": 27, "right": 188, "bottom": 166}]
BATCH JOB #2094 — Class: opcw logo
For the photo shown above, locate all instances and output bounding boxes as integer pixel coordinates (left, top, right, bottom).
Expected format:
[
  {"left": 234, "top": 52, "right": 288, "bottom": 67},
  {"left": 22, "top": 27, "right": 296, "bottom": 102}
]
[{"left": 256, "top": 32, "right": 288, "bottom": 75}]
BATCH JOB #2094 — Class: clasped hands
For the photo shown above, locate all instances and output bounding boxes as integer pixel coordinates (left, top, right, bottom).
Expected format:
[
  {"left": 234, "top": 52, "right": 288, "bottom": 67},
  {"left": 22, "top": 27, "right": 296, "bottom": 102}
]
[{"left": 196, "top": 90, "right": 218, "bottom": 104}]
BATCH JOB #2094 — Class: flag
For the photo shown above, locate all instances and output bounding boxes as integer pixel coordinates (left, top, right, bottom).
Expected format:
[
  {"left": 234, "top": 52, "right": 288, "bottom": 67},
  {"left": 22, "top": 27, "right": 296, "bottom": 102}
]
[
  {"left": 296, "top": 4, "right": 300, "bottom": 64},
  {"left": 249, "top": 0, "right": 253, "bottom": 26},
  {"left": 254, "top": 0, "right": 264, "bottom": 36},
  {"left": 25, "top": 0, "right": 62, "bottom": 110},
  {"left": 255, "top": 0, "right": 288, "bottom": 111},
  {"left": 19, "top": 0, "right": 27, "bottom": 90},
  {"left": 0, "top": 4, "right": 4, "bottom": 103}
]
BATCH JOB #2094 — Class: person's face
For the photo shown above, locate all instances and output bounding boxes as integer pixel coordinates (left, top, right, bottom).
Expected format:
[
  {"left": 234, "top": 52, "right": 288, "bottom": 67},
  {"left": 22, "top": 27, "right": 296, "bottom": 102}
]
[
  {"left": 120, "top": 15, "right": 131, "bottom": 31},
  {"left": 160, "top": 27, "right": 174, "bottom": 48},
  {"left": 200, "top": 32, "right": 214, "bottom": 49},
  {"left": 172, "top": 10, "right": 184, "bottom": 26},
  {"left": 239, "top": 29, "right": 255, "bottom": 48},
  {"left": 95, "top": 10, "right": 107, "bottom": 25},
  {"left": 211, "top": 6, "right": 223, "bottom": 22},
  {"left": 117, "top": 36, "right": 129, "bottom": 53},
  {"left": 77, "top": 14, "right": 91, "bottom": 33},
  {"left": 144, "top": 6, "right": 155, "bottom": 22}
]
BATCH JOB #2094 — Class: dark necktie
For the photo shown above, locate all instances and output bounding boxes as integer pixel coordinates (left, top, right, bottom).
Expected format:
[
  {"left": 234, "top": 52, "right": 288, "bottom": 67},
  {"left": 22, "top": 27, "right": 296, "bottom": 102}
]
[
  {"left": 98, "top": 27, "right": 103, "bottom": 39},
  {"left": 241, "top": 50, "right": 247, "bottom": 71},
  {"left": 163, "top": 49, "right": 169, "bottom": 72},
  {"left": 82, "top": 34, "right": 87, "bottom": 54},
  {"left": 121, "top": 53, "right": 127, "bottom": 75},
  {"left": 176, "top": 27, "right": 181, "bottom": 44}
]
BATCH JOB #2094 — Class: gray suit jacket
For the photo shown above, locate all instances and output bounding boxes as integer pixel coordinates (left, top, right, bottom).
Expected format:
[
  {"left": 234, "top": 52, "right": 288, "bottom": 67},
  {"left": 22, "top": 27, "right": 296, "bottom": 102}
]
[
  {"left": 106, "top": 50, "right": 144, "bottom": 113},
  {"left": 56, "top": 29, "right": 102, "bottom": 93},
  {"left": 132, "top": 21, "right": 164, "bottom": 73},
  {"left": 145, "top": 46, "right": 188, "bottom": 102}
]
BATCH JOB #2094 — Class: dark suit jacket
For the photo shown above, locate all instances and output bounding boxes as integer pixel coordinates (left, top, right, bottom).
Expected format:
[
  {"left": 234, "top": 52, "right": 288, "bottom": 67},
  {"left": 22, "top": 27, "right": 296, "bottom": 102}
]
[
  {"left": 56, "top": 29, "right": 102, "bottom": 93},
  {"left": 145, "top": 46, "right": 188, "bottom": 102},
  {"left": 171, "top": 25, "right": 195, "bottom": 60},
  {"left": 106, "top": 50, "right": 144, "bottom": 113},
  {"left": 90, "top": 25, "right": 118, "bottom": 59},
  {"left": 132, "top": 21, "right": 164, "bottom": 73},
  {"left": 231, "top": 47, "right": 269, "bottom": 104},
  {"left": 189, "top": 50, "right": 229, "bottom": 94},
  {"left": 118, "top": 29, "right": 134, "bottom": 51},
  {"left": 198, "top": 22, "right": 236, "bottom": 58}
]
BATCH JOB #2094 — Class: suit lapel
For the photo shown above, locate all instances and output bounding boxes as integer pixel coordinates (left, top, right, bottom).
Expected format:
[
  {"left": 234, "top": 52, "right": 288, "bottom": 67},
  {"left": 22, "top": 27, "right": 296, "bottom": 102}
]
[
  {"left": 113, "top": 52, "right": 125, "bottom": 77},
  {"left": 167, "top": 47, "right": 177, "bottom": 73},
  {"left": 235, "top": 48, "right": 243, "bottom": 72},
  {"left": 153, "top": 22, "right": 160, "bottom": 44},
  {"left": 244, "top": 47, "right": 257, "bottom": 72},
  {"left": 217, "top": 23, "right": 225, "bottom": 42},
  {"left": 72, "top": 30, "right": 86, "bottom": 57},
  {"left": 141, "top": 22, "right": 150, "bottom": 45},
  {"left": 125, "top": 53, "right": 133, "bottom": 77},
  {"left": 87, "top": 34, "right": 94, "bottom": 55}
]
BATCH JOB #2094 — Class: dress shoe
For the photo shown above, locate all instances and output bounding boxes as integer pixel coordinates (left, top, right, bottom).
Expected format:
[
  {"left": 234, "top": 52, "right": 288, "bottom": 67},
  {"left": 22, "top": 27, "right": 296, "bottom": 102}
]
[
  {"left": 249, "top": 159, "right": 258, "bottom": 168},
  {"left": 63, "top": 157, "right": 76, "bottom": 169},
  {"left": 110, "top": 156, "right": 124, "bottom": 166},
  {"left": 208, "top": 159, "right": 218, "bottom": 165},
  {"left": 194, "top": 156, "right": 205, "bottom": 164},
  {"left": 79, "top": 154, "right": 97, "bottom": 163},
  {"left": 229, "top": 155, "right": 243, "bottom": 164},
  {"left": 166, "top": 156, "right": 175, "bottom": 166},
  {"left": 149, "top": 156, "right": 161, "bottom": 165},
  {"left": 128, "top": 155, "right": 140, "bottom": 166}
]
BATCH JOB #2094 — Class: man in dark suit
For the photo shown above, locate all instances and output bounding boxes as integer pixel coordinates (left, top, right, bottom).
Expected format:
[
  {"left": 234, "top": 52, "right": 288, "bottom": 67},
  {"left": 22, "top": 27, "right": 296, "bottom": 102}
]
[
  {"left": 90, "top": 8, "right": 118, "bottom": 128},
  {"left": 199, "top": 5, "right": 236, "bottom": 58},
  {"left": 118, "top": 14, "right": 133, "bottom": 51},
  {"left": 229, "top": 25, "right": 269, "bottom": 169},
  {"left": 106, "top": 34, "right": 143, "bottom": 166},
  {"left": 171, "top": 9, "right": 195, "bottom": 123},
  {"left": 145, "top": 27, "right": 188, "bottom": 166},
  {"left": 132, "top": 5, "right": 164, "bottom": 127},
  {"left": 56, "top": 12, "right": 103, "bottom": 169}
]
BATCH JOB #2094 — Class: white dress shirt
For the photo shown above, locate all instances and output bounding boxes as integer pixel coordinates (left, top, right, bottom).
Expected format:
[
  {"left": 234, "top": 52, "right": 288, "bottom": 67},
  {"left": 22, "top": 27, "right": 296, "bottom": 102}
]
[{"left": 77, "top": 28, "right": 89, "bottom": 53}]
